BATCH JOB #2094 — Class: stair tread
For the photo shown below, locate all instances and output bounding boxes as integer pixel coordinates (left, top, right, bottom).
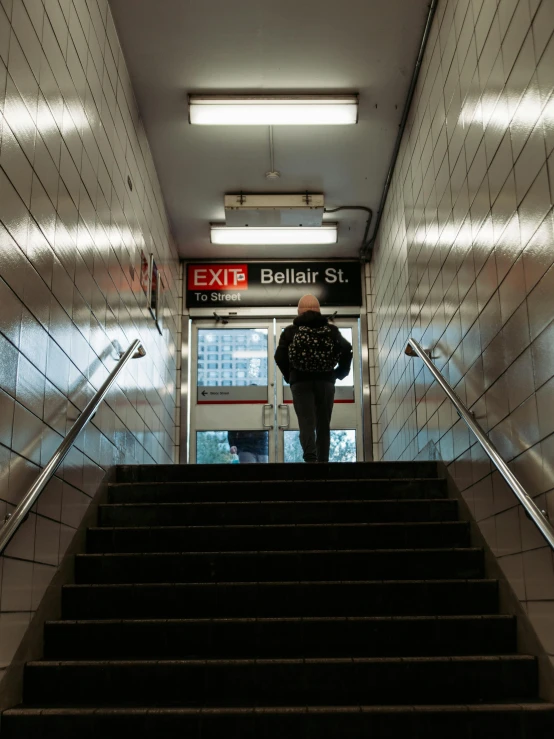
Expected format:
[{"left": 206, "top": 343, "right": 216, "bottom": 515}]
[
  {"left": 28, "top": 655, "right": 534, "bottom": 667},
  {"left": 99, "top": 498, "right": 459, "bottom": 526},
  {"left": 78, "top": 547, "right": 481, "bottom": 556},
  {"left": 65, "top": 578, "right": 498, "bottom": 587},
  {"left": 116, "top": 462, "right": 441, "bottom": 484},
  {"left": 111, "top": 477, "right": 444, "bottom": 486},
  {"left": 8, "top": 702, "right": 553, "bottom": 714},
  {"left": 90, "top": 521, "right": 466, "bottom": 530},
  {"left": 49, "top": 614, "right": 513, "bottom": 625},
  {"left": 101, "top": 498, "right": 453, "bottom": 505}
]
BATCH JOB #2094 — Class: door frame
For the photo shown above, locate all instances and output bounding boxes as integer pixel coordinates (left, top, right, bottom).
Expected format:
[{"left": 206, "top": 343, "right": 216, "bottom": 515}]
[
  {"left": 182, "top": 307, "right": 372, "bottom": 463},
  {"left": 189, "top": 318, "right": 276, "bottom": 464},
  {"left": 275, "top": 318, "right": 364, "bottom": 462}
]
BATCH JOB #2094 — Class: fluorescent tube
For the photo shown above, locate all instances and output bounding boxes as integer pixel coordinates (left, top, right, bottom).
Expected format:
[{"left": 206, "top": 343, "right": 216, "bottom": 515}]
[
  {"left": 189, "top": 95, "right": 358, "bottom": 125},
  {"left": 210, "top": 225, "right": 338, "bottom": 245}
]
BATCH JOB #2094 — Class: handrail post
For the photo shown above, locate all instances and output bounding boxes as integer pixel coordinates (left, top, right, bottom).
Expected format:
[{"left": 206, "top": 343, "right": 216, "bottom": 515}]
[
  {"left": 405, "top": 337, "right": 554, "bottom": 551},
  {"left": 0, "top": 340, "right": 146, "bottom": 556}
]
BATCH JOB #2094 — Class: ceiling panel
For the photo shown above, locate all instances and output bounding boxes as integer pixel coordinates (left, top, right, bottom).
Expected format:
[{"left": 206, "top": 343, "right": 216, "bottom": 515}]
[{"left": 109, "top": 0, "right": 430, "bottom": 259}]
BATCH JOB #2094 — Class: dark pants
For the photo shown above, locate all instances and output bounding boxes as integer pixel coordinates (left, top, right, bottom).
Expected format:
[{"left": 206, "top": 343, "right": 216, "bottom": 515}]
[
  {"left": 291, "top": 381, "right": 335, "bottom": 463},
  {"left": 238, "top": 452, "right": 268, "bottom": 464}
]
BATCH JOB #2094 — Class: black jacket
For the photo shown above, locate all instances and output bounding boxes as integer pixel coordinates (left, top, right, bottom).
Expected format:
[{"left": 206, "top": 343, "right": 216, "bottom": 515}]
[{"left": 274, "top": 311, "right": 353, "bottom": 385}]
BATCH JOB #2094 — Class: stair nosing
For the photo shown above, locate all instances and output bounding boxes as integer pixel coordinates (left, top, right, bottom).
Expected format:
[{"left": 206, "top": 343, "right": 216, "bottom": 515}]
[
  {"left": 47, "top": 614, "right": 514, "bottom": 626},
  {"left": 109, "top": 477, "right": 445, "bottom": 486},
  {"left": 7, "top": 702, "right": 553, "bottom": 716},
  {"left": 25, "top": 657, "right": 537, "bottom": 671},
  {"left": 100, "top": 498, "right": 455, "bottom": 507},
  {"left": 89, "top": 521, "right": 468, "bottom": 532},
  {"left": 76, "top": 547, "right": 482, "bottom": 557},
  {"left": 64, "top": 578, "right": 499, "bottom": 588}
]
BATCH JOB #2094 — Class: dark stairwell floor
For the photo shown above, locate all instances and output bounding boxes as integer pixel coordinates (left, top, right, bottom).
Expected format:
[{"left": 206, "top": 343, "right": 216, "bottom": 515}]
[{"left": 3, "top": 461, "right": 554, "bottom": 737}]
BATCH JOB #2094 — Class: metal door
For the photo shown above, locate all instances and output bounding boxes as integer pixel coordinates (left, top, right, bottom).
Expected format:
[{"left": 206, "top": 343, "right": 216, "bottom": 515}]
[{"left": 190, "top": 320, "right": 275, "bottom": 464}]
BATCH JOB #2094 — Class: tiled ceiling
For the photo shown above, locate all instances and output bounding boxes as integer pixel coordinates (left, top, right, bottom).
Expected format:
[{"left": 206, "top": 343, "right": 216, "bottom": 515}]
[{"left": 109, "top": 0, "right": 430, "bottom": 259}]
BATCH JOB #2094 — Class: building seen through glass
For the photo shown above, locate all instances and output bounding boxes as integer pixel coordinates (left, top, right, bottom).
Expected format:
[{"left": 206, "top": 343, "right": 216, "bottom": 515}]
[{"left": 197, "top": 329, "right": 269, "bottom": 387}]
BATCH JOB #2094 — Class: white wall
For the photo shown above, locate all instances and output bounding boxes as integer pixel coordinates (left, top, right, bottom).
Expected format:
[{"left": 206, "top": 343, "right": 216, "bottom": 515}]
[
  {"left": 0, "top": 0, "right": 180, "bottom": 676},
  {"left": 368, "top": 0, "right": 554, "bottom": 666}
]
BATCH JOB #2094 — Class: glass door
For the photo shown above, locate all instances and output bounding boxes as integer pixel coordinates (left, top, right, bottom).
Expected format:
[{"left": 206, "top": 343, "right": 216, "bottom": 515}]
[
  {"left": 275, "top": 318, "right": 363, "bottom": 462},
  {"left": 190, "top": 320, "right": 275, "bottom": 464}
]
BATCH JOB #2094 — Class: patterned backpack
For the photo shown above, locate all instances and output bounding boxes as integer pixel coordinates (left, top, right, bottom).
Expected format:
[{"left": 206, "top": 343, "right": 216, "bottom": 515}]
[{"left": 289, "top": 324, "right": 341, "bottom": 372}]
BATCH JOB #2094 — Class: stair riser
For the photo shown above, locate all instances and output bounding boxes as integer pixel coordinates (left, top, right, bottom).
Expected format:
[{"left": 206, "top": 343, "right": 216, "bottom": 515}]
[
  {"left": 62, "top": 581, "right": 500, "bottom": 619},
  {"left": 5, "top": 707, "right": 553, "bottom": 739},
  {"left": 75, "top": 550, "right": 485, "bottom": 584},
  {"left": 87, "top": 522, "right": 471, "bottom": 553},
  {"left": 23, "top": 659, "right": 537, "bottom": 706},
  {"left": 44, "top": 618, "right": 516, "bottom": 660},
  {"left": 116, "top": 462, "right": 440, "bottom": 484},
  {"left": 109, "top": 479, "right": 447, "bottom": 504},
  {"left": 98, "top": 500, "right": 459, "bottom": 527}
]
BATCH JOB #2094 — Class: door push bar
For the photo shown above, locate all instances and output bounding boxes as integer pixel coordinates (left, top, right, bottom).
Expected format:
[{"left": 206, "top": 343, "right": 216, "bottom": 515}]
[
  {"left": 262, "top": 404, "right": 274, "bottom": 429},
  {"left": 278, "top": 403, "right": 291, "bottom": 430}
]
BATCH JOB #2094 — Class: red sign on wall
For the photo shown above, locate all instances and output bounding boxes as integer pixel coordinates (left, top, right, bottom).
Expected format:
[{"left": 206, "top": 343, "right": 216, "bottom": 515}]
[{"left": 188, "top": 264, "right": 248, "bottom": 291}]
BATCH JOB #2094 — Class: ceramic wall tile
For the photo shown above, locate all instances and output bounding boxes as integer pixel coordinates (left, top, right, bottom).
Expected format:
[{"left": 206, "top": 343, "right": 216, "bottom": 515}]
[
  {"left": 495, "top": 505, "right": 522, "bottom": 556},
  {"left": 368, "top": 0, "right": 554, "bottom": 662},
  {"left": 0, "top": 556, "right": 33, "bottom": 611},
  {"left": 527, "top": 600, "right": 554, "bottom": 654},
  {"left": 498, "top": 551, "right": 526, "bottom": 600},
  {"left": 522, "top": 547, "right": 554, "bottom": 600},
  {"left": 0, "top": 612, "right": 31, "bottom": 669},
  {"left": 0, "top": 0, "right": 180, "bottom": 678}
]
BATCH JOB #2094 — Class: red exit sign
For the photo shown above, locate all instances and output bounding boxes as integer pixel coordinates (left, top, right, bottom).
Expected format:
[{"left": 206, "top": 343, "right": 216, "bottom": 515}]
[{"left": 188, "top": 264, "right": 248, "bottom": 291}]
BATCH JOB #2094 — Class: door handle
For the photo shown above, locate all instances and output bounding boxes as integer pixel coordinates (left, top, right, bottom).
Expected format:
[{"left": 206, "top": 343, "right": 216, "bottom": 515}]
[
  {"left": 262, "top": 404, "right": 274, "bottom": 428},
  {"left": 278, "top": 403, "right": 290, "bottom": 429}
]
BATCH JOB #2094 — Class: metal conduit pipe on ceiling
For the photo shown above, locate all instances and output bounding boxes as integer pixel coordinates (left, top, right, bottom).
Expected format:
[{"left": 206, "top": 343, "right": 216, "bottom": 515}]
[
  {"left": 324, "top": 206, "right": 373, "bottom": 253},
  {"left": 360, "top": 0, "right": 439, "bottom": 262}
]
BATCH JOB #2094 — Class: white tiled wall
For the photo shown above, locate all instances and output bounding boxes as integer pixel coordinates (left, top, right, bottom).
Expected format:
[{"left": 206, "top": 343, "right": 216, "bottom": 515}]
[
  {"left": 0, "top": 0, "right": 180, "bottom": 675},
  {"left": 368, "top": 0, "right": 554, "bottom": 666}
]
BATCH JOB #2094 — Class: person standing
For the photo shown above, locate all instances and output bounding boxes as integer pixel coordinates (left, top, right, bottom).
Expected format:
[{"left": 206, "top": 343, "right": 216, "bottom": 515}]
[
  {"left": 228, "top": 430, "right": 269, "bottom": 464},
  {"left": 275, "top": 295, "right": 352, "bottom": 463}
]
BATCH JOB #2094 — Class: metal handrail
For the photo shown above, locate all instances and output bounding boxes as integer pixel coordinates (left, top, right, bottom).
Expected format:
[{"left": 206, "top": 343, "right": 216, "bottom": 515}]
[
  {"left": 406, "top": 337, "right": 554, "bottom": 551},
  {"left": 0, "top": 339, "right": 146, "bottom": 555}
]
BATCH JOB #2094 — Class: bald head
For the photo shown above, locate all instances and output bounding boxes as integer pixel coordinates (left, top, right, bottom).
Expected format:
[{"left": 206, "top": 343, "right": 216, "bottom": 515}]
[{"left": 297, "top": 294, "right": 321, "bottom": 315}]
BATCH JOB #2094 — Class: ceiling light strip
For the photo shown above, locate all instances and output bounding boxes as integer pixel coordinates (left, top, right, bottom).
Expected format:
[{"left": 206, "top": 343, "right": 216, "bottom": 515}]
[
  {"left": 210, "top": 225, "right": 338, "bottom": 246},
  {"left": 189, "top": 95, "right": 358, "bottom": 125}
]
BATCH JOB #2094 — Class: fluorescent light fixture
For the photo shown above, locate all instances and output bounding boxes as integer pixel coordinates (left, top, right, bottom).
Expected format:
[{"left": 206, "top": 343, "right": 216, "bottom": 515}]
[
  {"left": 189, "top": 95, "right": 358, "bottom": 125},
  {"left": 210, "top": 224, "right": 338, "bottom": 245}
]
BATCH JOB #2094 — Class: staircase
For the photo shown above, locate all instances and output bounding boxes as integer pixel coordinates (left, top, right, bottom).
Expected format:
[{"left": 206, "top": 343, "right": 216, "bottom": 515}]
[{"left": 4, "top": 462, "right": 554, "bottom": 737}]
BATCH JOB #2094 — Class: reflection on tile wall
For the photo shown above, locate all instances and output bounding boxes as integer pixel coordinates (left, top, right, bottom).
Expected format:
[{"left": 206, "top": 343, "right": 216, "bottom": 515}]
[
  {"left": 0, "top": 0, "right": 180, "bottom": 674},
  {"left": 368, "top": 0, "right": 554, "bottom": 666}
]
